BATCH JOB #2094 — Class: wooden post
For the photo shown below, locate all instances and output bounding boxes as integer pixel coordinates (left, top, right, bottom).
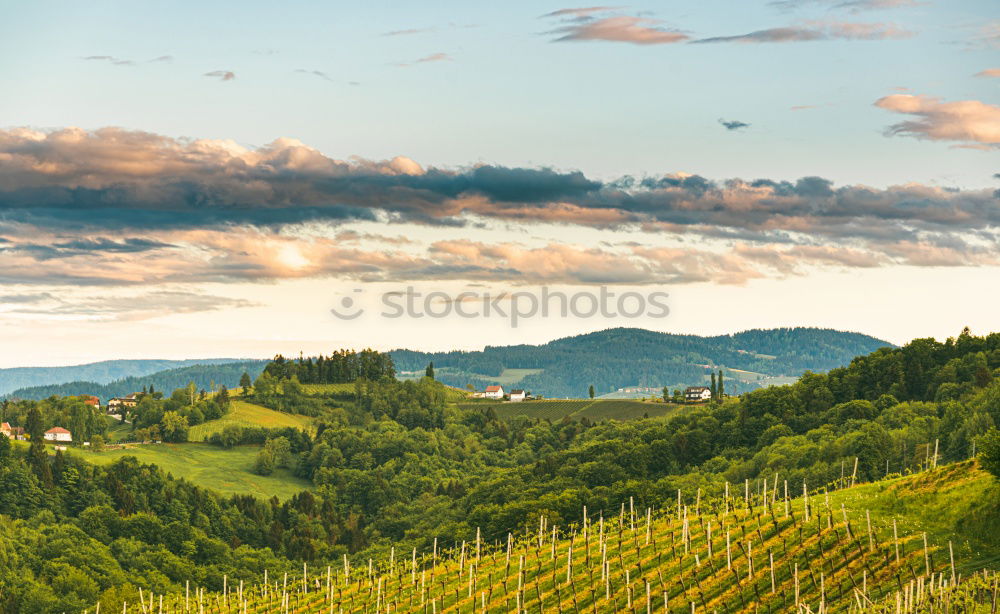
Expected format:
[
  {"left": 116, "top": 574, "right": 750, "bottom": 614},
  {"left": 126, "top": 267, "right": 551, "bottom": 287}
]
[{"left": 893, "top": 519, "right": 900, "bottom": 564}]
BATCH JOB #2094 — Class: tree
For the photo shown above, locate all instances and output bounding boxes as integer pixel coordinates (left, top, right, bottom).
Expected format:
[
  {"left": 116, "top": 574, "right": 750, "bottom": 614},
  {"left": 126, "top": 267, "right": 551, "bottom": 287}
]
[
  {"left": 253, "top": 448, "right": 276, "bottom": 476},
  {"left": 240, "top": 372, "right": 253, "bottom": 395},
  {"left": 588, "top": 385, "right": 595, "bottom": 399},
  {"left": 425, "top": 362, "right": 435, "bottom": 379},
  {"left": 718, "top": 370, "right": 724, "bottom": 398},
  {"left": 979, "top": 428, "right": 1000, "bottom": 481},
  {"left": 710, "top": 372, "right": 717, "bottom": 400},
  {"left": 662, "top": 387, "right": 670, "bottom": 402},
  {"left": 160, "top": 411, "right": 189, "bottom": 442}
]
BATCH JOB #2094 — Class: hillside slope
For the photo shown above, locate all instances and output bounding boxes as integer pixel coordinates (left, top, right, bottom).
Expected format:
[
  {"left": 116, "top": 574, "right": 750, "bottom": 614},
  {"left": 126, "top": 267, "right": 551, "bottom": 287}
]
[
  {"left": 391, "top": 327, "right": 892, "bottom": 398},
  {"left": 104, "top": 461, "right": 998, "bottom": 613}
]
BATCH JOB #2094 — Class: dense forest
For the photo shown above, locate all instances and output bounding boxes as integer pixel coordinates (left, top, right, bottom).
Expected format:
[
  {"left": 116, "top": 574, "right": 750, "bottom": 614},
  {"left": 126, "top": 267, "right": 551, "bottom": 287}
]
[
  {"left": 7, "top": 361, "right": 267, "bottom": 402},
  {"left": 1, "top": 330, "right": 999, "bottom": 613},
  {"left": 0, "top": 358, "right": 250, "bottom": 396},
  {"left": 262, "top": 350, "right": 395, "bottom": 384},
  {"left": 390, "top": 327, "right": 891, "bottom": 397}
]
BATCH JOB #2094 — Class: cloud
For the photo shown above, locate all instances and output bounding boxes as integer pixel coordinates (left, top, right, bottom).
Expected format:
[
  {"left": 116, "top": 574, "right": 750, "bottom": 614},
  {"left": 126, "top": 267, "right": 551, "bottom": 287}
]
[
  {"left": 204, "top": 70, "right": 236, "bottom": 81},
  {"left": 790, "top": 105, "right": 821, "bottom": 111},
  {"left": 83, "top": 55, "right": 134, "bottom": 66},
  {"left": 295, "top": 69, "right": 334, "bottom": 82},
  {"left": 396, "top": 53, "right": 452, "bottom": 67},
  {"left": 1, "top": 290, "right": 257, "bottom": 321},
  {"left": 975, "top": 68, "right": 1000, "bottom": 78},
  {"left": 382, "top": 28, "right": 434, "bottom": 36},
  {"left": 875, "top": 94, "right": 1000, "bottom": 148},
  {"left": 542, "top": 7, "right": 626, "bottom": 19},
  {"left": 83, "top": 55, "right": 173, "bottom": 66},
  {"left": 771, "top": 0, "right": 921, "bottom": 11},
  {"left": 695, "top": 20, "right": 912, "bottom": 43},
  {"left": 719, "top": 119, "right": 751, "bottom": 131},
  {"left": 1, "top": 124, "right": 998, "bottom": 287},
  {"left": 545, "top": 13, "right": 690, "bottom": 45}
]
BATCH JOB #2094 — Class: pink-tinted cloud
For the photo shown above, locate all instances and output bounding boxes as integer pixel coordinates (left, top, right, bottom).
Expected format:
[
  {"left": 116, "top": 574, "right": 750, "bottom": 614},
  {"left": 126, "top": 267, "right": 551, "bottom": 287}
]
[
  {"left": 544, "top": 10, "right": 689, "bottom": 45},
  {"left": 875, "top": 94, "right": 1000, "bottom": 148},
  {"left": 204, "top": 70, "right": 236, "bottom": 81},
  {"left": 975, "top": 68, "right": 1000, "bottom": 78}
]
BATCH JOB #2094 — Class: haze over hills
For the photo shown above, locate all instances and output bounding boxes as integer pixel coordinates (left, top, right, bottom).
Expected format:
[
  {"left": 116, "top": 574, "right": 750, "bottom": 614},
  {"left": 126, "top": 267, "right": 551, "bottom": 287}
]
[
  {"left": 0, "top": 358, "right": 252, "bottom": 397},
  {"left": 5, "top": 360, "right": 268, "bottom": 400},
  {"left": 4, "top": 327, "right": 890, "bottom": 401},
  {"left": 391, "top": 326, "right": 893, "bottom": 398}
]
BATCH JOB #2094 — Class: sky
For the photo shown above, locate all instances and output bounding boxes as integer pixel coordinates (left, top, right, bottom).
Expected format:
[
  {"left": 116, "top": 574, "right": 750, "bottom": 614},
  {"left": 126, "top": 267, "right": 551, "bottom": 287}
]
[{"left": 0, "top": 0, "right": 998, "bottom": 367}]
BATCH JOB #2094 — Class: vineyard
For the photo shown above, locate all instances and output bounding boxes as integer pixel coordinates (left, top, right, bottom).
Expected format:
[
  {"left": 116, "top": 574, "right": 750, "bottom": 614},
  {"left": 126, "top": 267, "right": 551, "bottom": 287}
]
[
  {"left": 457, "top": 399, "right": 681, "bottom": 422},
  {"left": 97, "top": 461, "right": 998, "bottom": 613}
]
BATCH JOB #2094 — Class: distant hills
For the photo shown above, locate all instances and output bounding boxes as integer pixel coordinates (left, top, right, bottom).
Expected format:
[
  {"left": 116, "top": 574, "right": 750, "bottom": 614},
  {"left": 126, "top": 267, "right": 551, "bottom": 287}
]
[
  {"left": 3, "top": 327, "right": 892, "bottom": 401},
  {"left": 391, "top": 327, "right": 893, "bottom": 398},
  {"left": 4, "top": 360, "right": 267, "bottom": 400}
]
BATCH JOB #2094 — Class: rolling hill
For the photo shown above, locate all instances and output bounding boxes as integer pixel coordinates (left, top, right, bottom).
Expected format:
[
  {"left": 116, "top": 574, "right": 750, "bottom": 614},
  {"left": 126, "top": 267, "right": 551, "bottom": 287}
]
[
  {"left": 6, "top": 359, "right": 268, "bottom": 401},
  {"left": 0, "top": 358, "right": 252, "bottom": 396},
  {"left": 98, "top": 460, "right": 1000, "bottom": 613},
  {"left": 391, "top": 327, "right": 892, "bottom": 398}
]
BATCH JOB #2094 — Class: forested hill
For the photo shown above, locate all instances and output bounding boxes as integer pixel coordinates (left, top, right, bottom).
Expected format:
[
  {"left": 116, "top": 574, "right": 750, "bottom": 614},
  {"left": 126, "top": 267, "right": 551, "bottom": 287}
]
[
  {"left": 6, "top": 360, "right": 268, "bottom": 401},
  {"left": 0, "top": 358, "right": 250, "bottom": 396},
  {"left": 391, "top": 327, "right": 892, "bottom": 397}
]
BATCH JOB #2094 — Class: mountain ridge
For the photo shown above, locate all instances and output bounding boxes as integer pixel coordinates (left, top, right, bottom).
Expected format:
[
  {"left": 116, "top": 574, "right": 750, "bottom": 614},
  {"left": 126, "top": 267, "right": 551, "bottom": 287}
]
[{"left": 391, "top": 326, "right": 893, "bottom": 397}]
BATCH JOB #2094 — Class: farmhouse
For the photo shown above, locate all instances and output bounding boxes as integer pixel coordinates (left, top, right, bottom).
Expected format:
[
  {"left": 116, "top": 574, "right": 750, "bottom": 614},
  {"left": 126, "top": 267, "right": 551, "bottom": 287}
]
[
  {"left": 44, "top": 427, "right": 72, "bottom": 442},
  {"left": 483, "top": 385, "right": 505, "bottom": 400},
  {"left": 107, "top": 393, "right": 140, "bottom": 412},
  {"left": 685, "top": 386, "right": 713, "bottom": 402},
  {"left": 509, "top": 389, "right": 527, "bottom": 402},
  {"left": 81, "top": 395, "right": 100, "bottom": 408}
]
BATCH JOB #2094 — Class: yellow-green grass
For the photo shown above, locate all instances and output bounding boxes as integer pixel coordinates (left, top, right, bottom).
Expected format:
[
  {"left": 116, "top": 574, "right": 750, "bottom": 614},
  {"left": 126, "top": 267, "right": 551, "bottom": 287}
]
[
  {"left": 110, "top": 462, "right": 998, "bottom": 614},
  {"left": 81, "top": 442, "right": 310, "bottom": 500},
  {"left": 458, "top": 398, "right": 684, "bottom": 422},
  {"left": 825, "top": 461, "right": 1000, "bottom": 572},
  {"left": 188, "top": 400, "right": 313, "bottom": 441}
]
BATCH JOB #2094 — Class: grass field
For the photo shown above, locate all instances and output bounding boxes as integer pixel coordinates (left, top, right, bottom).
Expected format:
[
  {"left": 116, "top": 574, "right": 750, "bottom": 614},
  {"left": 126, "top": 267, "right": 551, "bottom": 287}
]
[
  {"left": 82, "top": 442, "right": 311, "bottom": 500},
  {"left": 108, "top": 461, "right": 1000, "bottom": 613},
  {"left": 188, "top": 400, "right": 313, "bottom": 441},
  {"left": 458, "top": 398, "right": 683, "bottom": 421},
  {"left": 826, "top": 461, "right": 1000, "bottom": 571}
]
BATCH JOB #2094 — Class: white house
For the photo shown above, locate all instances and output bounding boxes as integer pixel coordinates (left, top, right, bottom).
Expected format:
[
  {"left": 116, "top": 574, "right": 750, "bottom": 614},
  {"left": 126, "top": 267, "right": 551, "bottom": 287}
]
[
  {"left": 684, "top": 386, "right": 713, "bottom": 403},
  {"left": 509, "top": 389, "right": 527, "bottom": 402},
  {"left": 483, "top": 385, "right": 505, "bottom": 400},
  {"left": 44, "top": 427, "right": 72, "bottom": 442}
]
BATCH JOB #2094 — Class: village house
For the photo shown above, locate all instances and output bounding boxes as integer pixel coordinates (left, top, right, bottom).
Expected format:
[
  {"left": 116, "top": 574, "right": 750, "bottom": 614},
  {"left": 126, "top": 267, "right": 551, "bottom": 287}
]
[
  {"left": 1, "top": 422, "right": 23, "bottom": 440},
  {"left": 81, "top": 395, "right": 100, "bottom": 409},
  {"left": 43, "top": 427, "right": 72, "bottom": 442},
  {"left": 508, "top": 389, "right": 527, "bottom": 402},
  {"left": 684, "top": 386, "right": 713, "bottom": 403},
  {"left": 483, "top": 385, "right": 505, "bottom": 400},
  {"left": 107, "top": 392, "right": 140, "bottom": 413}
]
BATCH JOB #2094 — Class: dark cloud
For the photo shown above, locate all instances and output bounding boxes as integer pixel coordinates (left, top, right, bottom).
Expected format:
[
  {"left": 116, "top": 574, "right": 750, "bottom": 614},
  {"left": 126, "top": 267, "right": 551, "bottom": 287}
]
[
  {"left": 719, "top": 119, "right": 751, "bottom": 131},
  {"left": 0, "top": 127, "right": 997, "bottom": 254}
]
